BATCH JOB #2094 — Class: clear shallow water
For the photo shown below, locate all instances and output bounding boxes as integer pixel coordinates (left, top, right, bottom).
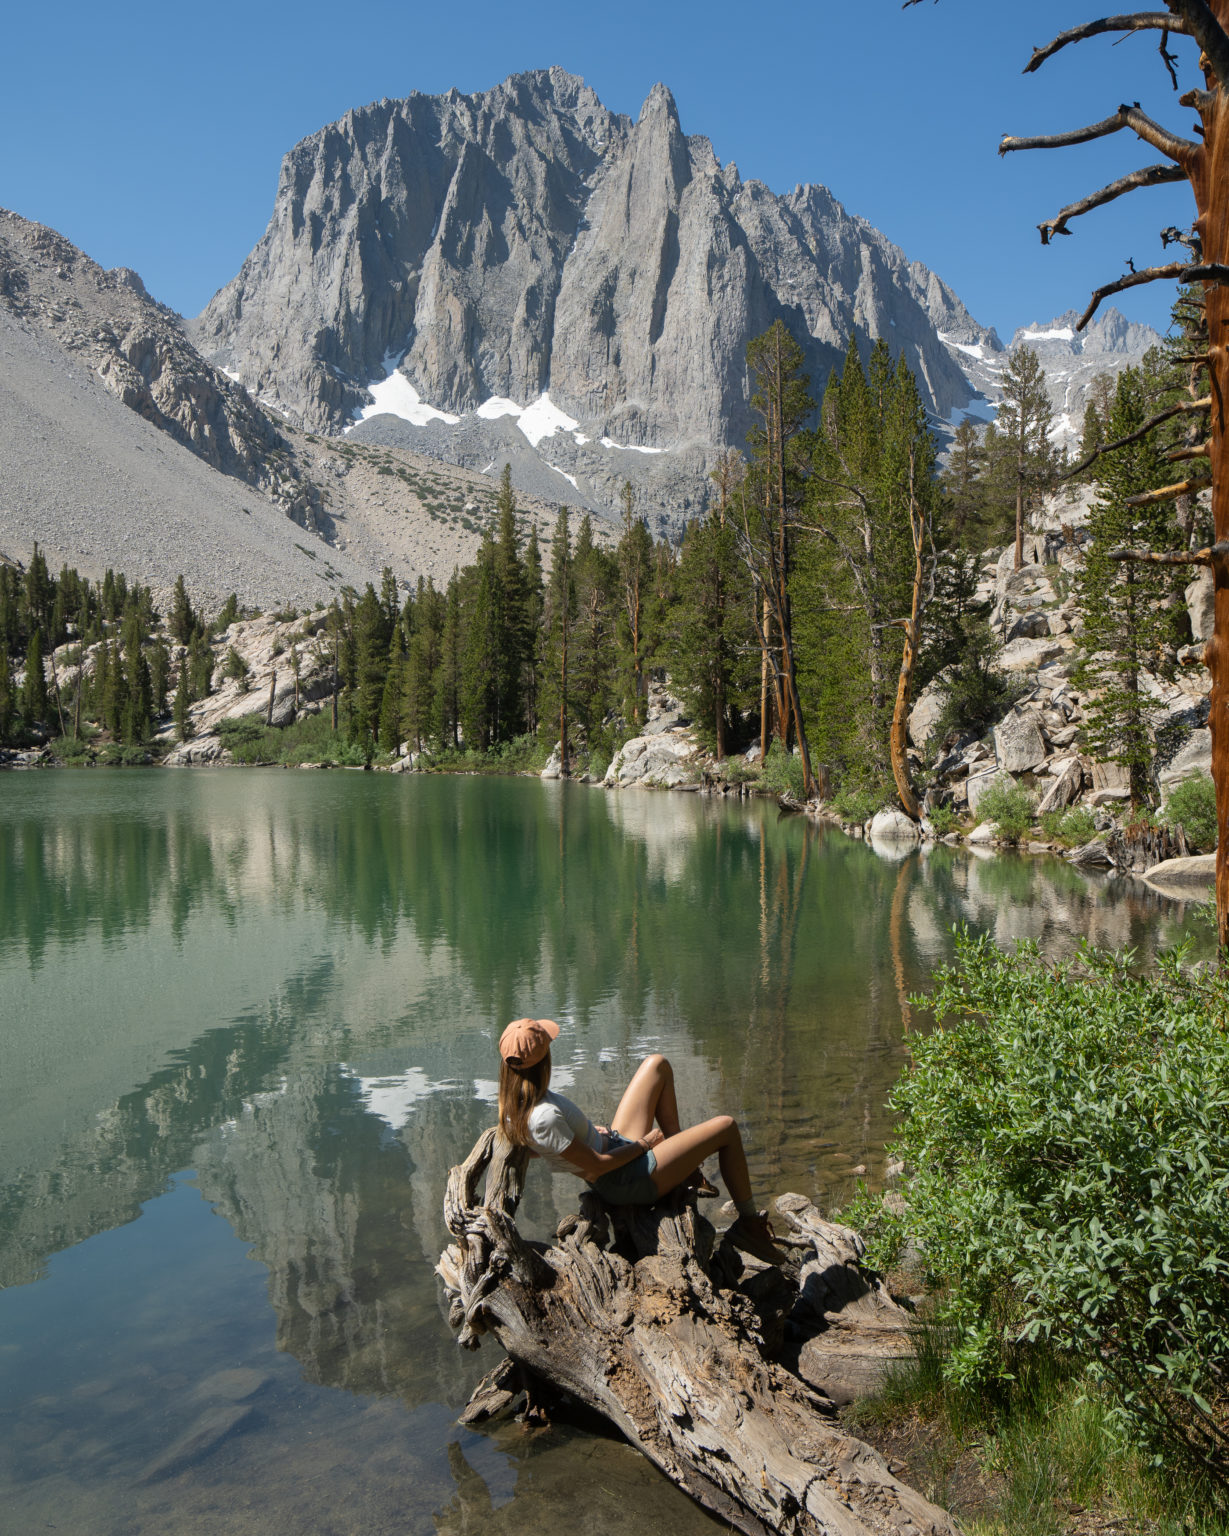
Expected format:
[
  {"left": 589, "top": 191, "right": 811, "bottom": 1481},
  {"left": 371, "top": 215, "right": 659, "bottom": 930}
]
[{"left": 0, "top": 770, "right": 1209, "bottom": 1534}]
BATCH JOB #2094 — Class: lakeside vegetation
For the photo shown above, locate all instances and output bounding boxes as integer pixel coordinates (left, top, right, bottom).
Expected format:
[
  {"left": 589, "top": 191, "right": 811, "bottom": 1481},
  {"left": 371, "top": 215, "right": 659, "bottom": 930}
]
[{"left": 842, "top": 934, "right": 1229, "bottom": 1531}]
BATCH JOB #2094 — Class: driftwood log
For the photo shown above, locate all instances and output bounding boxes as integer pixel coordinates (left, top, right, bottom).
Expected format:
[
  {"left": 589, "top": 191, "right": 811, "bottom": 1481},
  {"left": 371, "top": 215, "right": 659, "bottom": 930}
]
[{"left": 437, "top": 1128, "right": 957, "bottom": 1536}]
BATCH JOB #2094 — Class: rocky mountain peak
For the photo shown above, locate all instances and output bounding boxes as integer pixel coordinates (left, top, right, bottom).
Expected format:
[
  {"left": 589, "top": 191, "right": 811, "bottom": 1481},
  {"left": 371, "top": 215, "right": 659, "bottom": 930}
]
[{"left": 193, "top": 69, "right": 1001, "bottom": 522}]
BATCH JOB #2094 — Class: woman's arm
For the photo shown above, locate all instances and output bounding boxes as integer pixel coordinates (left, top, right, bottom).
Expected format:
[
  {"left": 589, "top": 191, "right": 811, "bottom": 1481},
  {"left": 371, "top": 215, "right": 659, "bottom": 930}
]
[{"left": 559, "top": 1127, "right": 663, "bottom": 1181}]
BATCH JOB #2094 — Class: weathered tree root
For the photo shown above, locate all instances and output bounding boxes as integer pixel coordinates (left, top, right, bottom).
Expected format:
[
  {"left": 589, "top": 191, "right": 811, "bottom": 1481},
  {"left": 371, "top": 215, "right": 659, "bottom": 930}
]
[{"left": 438, "top": 1129, "right": 957, "bottom": 1536}]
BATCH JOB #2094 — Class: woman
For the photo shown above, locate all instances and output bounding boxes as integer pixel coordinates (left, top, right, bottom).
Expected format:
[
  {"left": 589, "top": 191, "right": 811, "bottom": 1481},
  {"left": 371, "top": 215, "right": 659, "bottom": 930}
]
[{"left": 497, "top": 1016, "right": 785, "bottom": 1265}]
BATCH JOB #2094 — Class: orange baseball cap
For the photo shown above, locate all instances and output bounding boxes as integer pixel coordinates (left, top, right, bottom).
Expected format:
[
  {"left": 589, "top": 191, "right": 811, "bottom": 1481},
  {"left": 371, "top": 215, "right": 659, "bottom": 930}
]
[{"left": 499, "top": 1017, "right": 560, "bottom": 1067}]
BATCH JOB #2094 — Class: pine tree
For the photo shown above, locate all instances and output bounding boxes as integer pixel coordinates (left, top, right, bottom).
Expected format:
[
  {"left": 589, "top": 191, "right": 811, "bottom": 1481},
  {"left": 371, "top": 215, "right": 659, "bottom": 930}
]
[
  {"left": 21, "top": 630, "right": 48, "bottom": 727},
  {"left": 173, "top": 666, "right": 193, "bottom": 743},
  {"left": 405, "top": 578, "right": 444, "bottom": 750},
  {"left": 378, "top": 634, "right": 406, "bottom": 754},
  {"left": 571, "top": 513, "right": 617, "bottom": 745},
  {"left": 122, "top": 608, "right": 152, "bottom": 743},
  {"left": 169, "top": 575, "right": 195, "bottom": 645},
  {"left": 460, "top": 529, "right": 500, "bottom": 751},
  {"left": 492, "top": 467, "right": 527, "bottom": 740},
  {"left": 434, "top": 574, "right": 462, "bottom": 748},
  {"left": 540, "top": 508, "right": 576, "bottom": 771},
  {"left": 522, "top": 526, "right": 544, "bottom": 735},
  {"left": 352, "top": 583, "right": 390, "bottom": 748},
  {"left": 1074, "top": 361, "right": 1182, "bottom": 805},
  {"left": 943, "top": 419, "right": 992, "bottom": 548},
  {"left": 616, "top": 481, "right": 654, "bottom": 726},
  {"left": 0, "top": 647, "right": 13, "bottom": 743},
  {"left": 150, "top": 638, "right": 171, "bottom": 717},
  {"left": 803, "top": 340, "right": 938, "bottom": 792},
  {"left": 737, "top": 320, "right": 817, "bottom": 791},
  {"left": 994, "top": 344, "right": 1054, "bottom": 569},
  {"left": 668, "top": 471, "right": 755, "bottom": 756}
]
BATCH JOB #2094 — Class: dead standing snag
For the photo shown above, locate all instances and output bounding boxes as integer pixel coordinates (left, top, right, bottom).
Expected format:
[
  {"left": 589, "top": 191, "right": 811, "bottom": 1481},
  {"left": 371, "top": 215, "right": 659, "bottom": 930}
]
[
  {"left": 905, "top": 0, "right": 1229, "bottom": 952},
  {"left": 438, "top": 1128, "right": 958, "bottom": 1536}
]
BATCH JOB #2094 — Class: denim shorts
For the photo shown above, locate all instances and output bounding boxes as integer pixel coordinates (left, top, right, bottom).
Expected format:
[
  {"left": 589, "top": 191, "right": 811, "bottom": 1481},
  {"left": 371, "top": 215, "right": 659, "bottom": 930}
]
[{"left": 586, "top": 1130, "right": 659, "bottom": 1206}]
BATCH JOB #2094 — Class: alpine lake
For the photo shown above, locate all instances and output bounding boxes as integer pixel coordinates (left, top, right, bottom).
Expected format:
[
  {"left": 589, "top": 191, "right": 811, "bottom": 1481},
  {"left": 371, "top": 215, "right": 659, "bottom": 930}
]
[{"left": 0, "top": 769, "right": 1212, "bottom": 1536}]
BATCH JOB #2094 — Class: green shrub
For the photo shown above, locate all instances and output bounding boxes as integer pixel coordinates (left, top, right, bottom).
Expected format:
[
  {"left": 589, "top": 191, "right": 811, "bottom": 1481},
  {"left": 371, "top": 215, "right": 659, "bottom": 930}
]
[
  {"left": 759, "top": 739, "right": 806, "bottom": 799},
  {"left": 48, "top": 734, "right": 93, "bottom": 763},
  {"left": 831, "top": 785, "right": 880, "bottom": 825},
  {"left": 974, "top": 780, "right": 1034, "bottom": 844},
  {"left": 1162, "top": 772, "right": 1218, "bottom": 852},
  {"left": 1039, "top": 805, "right": 1096, "bottom": 847},
  {"left": 720, "top": 756, "right": 760, "bottom": 787},
  {"left": 927, "top": 804, "right": 961, "bottom": 836},
  {"left": 891, "top": 932, "right": 1229, "bottom": 1487}
]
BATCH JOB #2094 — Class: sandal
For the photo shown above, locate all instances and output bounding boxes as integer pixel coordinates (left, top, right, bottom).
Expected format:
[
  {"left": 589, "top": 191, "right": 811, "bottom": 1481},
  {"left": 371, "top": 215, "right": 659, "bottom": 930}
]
[{"left": 728, "top": 1210, "right": 787, "bottom": 1267}]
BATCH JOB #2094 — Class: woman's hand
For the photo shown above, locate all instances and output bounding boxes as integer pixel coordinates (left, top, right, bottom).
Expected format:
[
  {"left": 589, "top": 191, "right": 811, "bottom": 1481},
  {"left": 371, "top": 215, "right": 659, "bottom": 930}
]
[{"left": 642, "top": 1128, "right": 665, "bottom": 1150}]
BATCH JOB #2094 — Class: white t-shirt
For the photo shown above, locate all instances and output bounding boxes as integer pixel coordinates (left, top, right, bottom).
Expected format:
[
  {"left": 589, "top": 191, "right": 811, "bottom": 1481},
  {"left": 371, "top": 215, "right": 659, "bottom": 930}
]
[{"left": 526, "top": 1090, "right": 602, "bottom": 1175}]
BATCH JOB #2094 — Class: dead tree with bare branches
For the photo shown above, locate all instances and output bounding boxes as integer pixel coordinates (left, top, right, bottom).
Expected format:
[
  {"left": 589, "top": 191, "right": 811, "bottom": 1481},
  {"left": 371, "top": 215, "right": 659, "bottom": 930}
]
[{"left": 905, "top": 0, "right": 1229, "bottom": 951}]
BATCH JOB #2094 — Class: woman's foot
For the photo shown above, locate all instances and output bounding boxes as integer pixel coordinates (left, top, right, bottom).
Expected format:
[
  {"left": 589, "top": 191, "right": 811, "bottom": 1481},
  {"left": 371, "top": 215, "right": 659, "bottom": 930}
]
[
  {"left": 686, "top": 1168, "right": 720, "bottom": 1198},
  {"left": 728, "top": 1210, "right": 787, "bottom": 1266}
]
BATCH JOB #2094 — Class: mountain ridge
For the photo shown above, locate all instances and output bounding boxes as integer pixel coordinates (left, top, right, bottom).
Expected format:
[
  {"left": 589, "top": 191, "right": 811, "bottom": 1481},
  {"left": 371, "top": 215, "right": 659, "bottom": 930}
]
[{"left": 192, "top": 67, "right": 1001, "bottom": 520}]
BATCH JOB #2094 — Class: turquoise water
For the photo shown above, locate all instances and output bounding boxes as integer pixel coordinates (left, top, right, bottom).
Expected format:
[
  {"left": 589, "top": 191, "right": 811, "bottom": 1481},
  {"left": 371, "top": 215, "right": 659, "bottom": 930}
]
[{"left": 0, "top": 770, "right": 1207, "bottom": 1534}]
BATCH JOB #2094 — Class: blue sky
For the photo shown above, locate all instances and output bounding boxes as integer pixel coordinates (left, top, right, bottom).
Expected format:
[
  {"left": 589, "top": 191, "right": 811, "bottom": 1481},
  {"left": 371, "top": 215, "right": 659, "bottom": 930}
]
[{"left": 1, "top": 1, "right": 1202, "bottom": 339}]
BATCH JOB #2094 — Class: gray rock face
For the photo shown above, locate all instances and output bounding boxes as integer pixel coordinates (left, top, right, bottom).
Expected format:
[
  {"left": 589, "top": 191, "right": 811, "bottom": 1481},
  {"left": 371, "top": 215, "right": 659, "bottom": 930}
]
[
  {"left": 194, "top": 69, "right": 996, "bottom": 520},
  {"left": 0, "top": 210, "right": 328, "bottom": 534},
  {"left": 1186, "top": 569, "right": 1214, "bottom": 644},
  {"left": 1036, "top": 757, "right": 1083, "bottom": 816},
  {"left": 994, "top": 709, "right": 1047, "bottom": 774},
  {"left": 1158, "top": 728, "right": 1213, "bottom": 789},
  {"left": 604, "top": 729, "right": 697, "bottom": 787}
]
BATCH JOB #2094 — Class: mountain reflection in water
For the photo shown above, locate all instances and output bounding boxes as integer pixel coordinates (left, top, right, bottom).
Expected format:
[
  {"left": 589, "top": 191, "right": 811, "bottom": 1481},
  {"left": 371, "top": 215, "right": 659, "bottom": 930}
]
[{"left": 0, "top": 770, "right": 1208, "bottom": 1535}]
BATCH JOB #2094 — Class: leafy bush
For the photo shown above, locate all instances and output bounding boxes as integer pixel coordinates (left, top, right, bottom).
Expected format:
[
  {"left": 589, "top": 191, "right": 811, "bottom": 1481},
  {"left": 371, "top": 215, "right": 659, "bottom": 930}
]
[
  {"left": 831, "top": 785, "right": 880, "bottom": 825},
  {"left": 891, "top": 932, "right": 1229, "bottom": 1485},
  {"left": 1039, "top": 805, "right": 1097, "bottom": 847},
  {"left": 974, "top": 780, "right": 1035, "bottom": 844},
  {"left": 720, "top": 756, "right": 760, "bottom": 787},
  {"left": 927, "top": 804, "right": 961, "bottom": 836},
  {"left": 759, "top": 739, "right": 806, "bottom": 799},
  {"left": 1163, "top": 772, "right": 1218, "bottom": 852},
  {"left": 48, "top": 734, "right": 93, "bottom": 763}
]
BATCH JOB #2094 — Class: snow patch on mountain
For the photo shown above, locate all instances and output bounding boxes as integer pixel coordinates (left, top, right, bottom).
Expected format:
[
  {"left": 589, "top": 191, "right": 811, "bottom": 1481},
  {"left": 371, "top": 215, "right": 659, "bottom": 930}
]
[
  {"left": 939, "top": 307, "right": 1163, "bottom": 450},
  {"left": 353, "top": 352, "right": 461, "bottom": 429}
]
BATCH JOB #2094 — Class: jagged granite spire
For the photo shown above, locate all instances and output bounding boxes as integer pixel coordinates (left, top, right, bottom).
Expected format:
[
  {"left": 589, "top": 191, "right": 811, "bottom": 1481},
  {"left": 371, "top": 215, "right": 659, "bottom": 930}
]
[{"left": 192, "top": 69, "right": 999, "bottom": 513}]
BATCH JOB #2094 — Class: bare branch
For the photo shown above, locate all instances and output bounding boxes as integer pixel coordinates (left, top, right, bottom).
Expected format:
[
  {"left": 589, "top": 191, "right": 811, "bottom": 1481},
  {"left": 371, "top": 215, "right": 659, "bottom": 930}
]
[
  {"left": 1124, "top": 475, "right": 1211, "bottom": 505},
  {"left": 1179, "top": 86, "right": 1216, "bottom": 110},
  {"left": 1002, "top": 104, "right": 1197, "bottom": 164},
  {"left": 1038, "top": 163, "right": 1187, "bottom": 243},
  {"left": 1061, "top": 396, "right": 1211, "bottom": 480},
  {"left": 1183, "top": 262, "right": 1229, "bottom": 286},
  {"left": 1167, "top": 0, "right": 1229, "bottom": 87},
  {"left": 1164, "top": 440, "right": 1212, "bottom": 460},
  {"left": 1024, "top": 14, "right": 1193, "bottom": 74},
  {"left": 1076, "top": 261, "right": 1188, "bottom": 328}
]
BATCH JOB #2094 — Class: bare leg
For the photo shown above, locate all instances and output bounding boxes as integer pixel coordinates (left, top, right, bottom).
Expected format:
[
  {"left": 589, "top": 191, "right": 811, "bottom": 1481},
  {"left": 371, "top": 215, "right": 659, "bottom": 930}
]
[
  {"left": 647, "top": 1115, "right": 752, "bottom": 1203},
  {"left": 611, "top": 1054, "right": 681, "bottom": 1141}
]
